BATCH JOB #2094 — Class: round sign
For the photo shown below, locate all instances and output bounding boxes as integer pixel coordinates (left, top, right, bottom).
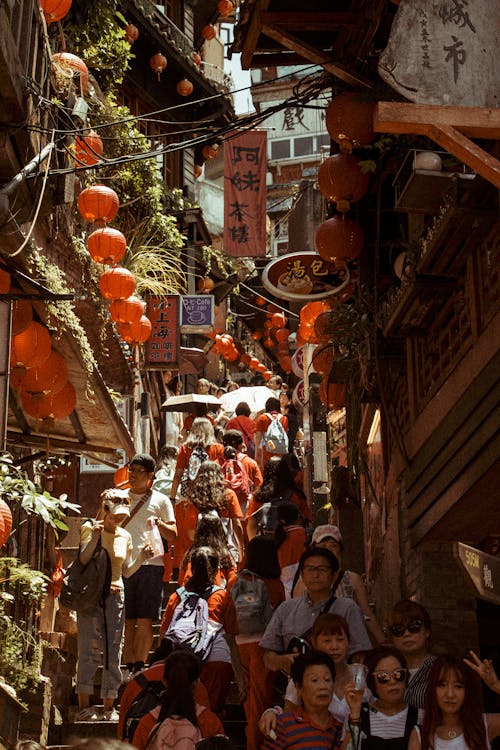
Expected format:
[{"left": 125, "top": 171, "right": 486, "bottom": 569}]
[
  {"left": 262, "top": 251, "right": 351, "bottom": 302},
  {"left": 291, "top": 346, "right": 305, "bottom": 377},
  {"left": 292, "top": 379, "right": 306, "bottom": 408}
]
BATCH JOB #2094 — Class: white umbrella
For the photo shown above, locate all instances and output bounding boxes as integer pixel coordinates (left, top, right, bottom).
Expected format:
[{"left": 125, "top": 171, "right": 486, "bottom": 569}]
[
  {"left": 161, "top": 393, "right": 222, "bottom": 412},
  {"left": 220, "top": 385, "right": 276, "bottom": 414}
]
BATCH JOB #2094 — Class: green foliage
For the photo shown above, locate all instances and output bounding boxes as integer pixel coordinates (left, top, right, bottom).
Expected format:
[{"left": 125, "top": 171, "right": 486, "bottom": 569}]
[
  {"left": 0, "top": 454, "right": 80, "bottom": 535},
  {"left": 62, "top": 0, "right": 133, "bottom": 89},
  {"left": 0, "top": 558, "right": 49, "bottom": 699}
]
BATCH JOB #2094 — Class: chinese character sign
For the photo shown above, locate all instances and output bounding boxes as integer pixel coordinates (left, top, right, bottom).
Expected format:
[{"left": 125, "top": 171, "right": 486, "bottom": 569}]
[
  {"left": 379, "top": 0, "right": 498, "bottom": 106},
  {"left": 145, "top": 295, "right": 179, "bottom": 368},
  {"left": 224, "top": 130, "right": 267, "bottom": 257}
]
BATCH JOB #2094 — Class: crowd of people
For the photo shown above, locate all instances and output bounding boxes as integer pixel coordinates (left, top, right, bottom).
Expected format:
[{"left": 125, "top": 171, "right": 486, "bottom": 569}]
[{"left": 69, "top": 377, "right": 500, "bottom": 750}]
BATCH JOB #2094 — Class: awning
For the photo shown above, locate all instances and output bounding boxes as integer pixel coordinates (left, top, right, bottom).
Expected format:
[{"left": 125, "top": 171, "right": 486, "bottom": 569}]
[
  {"left": 178, "top": 346, "right": 209, "bottom": 376},
  {"left": 7, "top": 332, "right": 135, "bottom": 457}
]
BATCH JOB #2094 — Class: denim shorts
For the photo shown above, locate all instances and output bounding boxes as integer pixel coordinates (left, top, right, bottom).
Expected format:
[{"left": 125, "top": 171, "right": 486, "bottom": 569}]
[{"left": 123, "top": 564, "right": 164, "bottom": 620}]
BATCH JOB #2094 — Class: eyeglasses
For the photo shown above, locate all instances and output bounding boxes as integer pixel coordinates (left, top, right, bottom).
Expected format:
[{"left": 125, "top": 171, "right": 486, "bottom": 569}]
[
  {"left": 128, "top": 467, "right": 148, "bottom": 475},
  {"left": 373, "top": 668, "right": 408, "bottom": 684},
  {"left": 302, "top": 565, "right": 332, "bottom": 574},
  {"left": 388, "top": 619, "right": 423, "bottom": 638}
]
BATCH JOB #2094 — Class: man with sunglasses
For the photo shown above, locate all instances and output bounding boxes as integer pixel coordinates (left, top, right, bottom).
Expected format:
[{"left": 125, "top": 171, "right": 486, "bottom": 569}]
[
  {"left": 386, "top": 599, "right": 436, "bottom": 709},
  {"left": 121, "top": 454, "right": 177, "bottom": 680},
  {"left": 260, "top": 547, "right": 371, "bottom": 676}
]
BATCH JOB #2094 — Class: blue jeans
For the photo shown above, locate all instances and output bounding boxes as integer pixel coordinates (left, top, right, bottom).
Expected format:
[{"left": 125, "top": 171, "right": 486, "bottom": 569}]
[{"left": 76, "top": 589, "right": 124, "bottom": 699}]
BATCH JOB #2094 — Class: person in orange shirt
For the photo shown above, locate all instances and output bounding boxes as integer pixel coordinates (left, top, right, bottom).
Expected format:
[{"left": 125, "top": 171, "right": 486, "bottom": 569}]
[
  {"left": 225, "top": 402, "right": 256, "bottom": 458},
  {"left": 178, "top": 511, "right": 237, "bottom": 591},
  {"left": 160, "top": 547, "right": 247, "bottom": 716},
  {"left": 129, "top": 650, "right": 224, "bottom": 750},
  {"left": 222, "top": 429, "right": 263, "bottom": 500},
  {"left": 274, "top": 502, "right": 307, "bottom": 599}
]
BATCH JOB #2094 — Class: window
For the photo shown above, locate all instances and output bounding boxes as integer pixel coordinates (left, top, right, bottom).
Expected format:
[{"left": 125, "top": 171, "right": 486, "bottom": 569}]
[
  {"left": 317, "top": 134, "right": 331, "bottom": 149},
  {"left": 271, "top": 140, "right": 291, "bottom": 160},
  {"left": 294, "top": 136, "right": 314, "bottom": 157}
]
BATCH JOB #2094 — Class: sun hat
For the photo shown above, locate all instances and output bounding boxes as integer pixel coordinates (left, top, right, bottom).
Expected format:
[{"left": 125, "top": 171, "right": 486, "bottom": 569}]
[{"left": 312, "top": 525, "right": 342, "bottom": 544}]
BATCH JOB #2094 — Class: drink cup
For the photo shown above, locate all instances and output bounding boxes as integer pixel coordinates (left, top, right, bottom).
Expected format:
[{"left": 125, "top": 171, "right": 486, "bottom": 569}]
[{"left": 346, "top": 663, "right": 368, "bottom": 693}]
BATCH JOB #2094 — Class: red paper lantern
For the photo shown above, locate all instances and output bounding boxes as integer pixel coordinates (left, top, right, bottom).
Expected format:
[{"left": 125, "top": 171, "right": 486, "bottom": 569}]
[
  {"left": 275, "top": 328, "right": 290, "bottom": 343},
  {"left": 256, "top": 296, "right": 266, "bottom": 306},
  {"left": 87, "top": 227, "right": 127, "bottom": 264},
  {"left": 263, "top": 370, "right": 273, "bottom": 381},
  {"left": 12, "top": 321, "right": 51, "bottom": 368},
  {"left": 197, "top": 277, "right": 215, "bottom": 293},
  {"left": 251, "top": 331, "right": 262, "bottom": 341},
  {"left": 263, "top": 337, "right": 274, "bottom": 348},
  {"left": 0, "top": 499, "right": 13, "bottom": 547},
  {"left": 150, "top": 53, "right": 167, "bottom": 79},
  {"left": 316, "top": 215, "right": 364, "bottom": 263},
  {"left": 177, "top": 79, "right": 193, "bottom": 96},
  {"left": 249, "top": 357, "right": 259, "bottom": 370},
  {"left": 75, "top": 130, "right": 103, "bottom": 167},
  {"left": 124, "top": 23, "right": 139, "bottom": 43},
  {"left": 99, "top": 267, "right": 136, "bottom": 300},
  {"left": 240, "top": 353, "right": 251, "bottom": 366},
  {"left": 52, "top": 52, "right": 89, "bottom": 92},
  {"left": 110, "top": 296, "right": 145, "bottom": 324},
  {"left": 317, "top": 153, "right": 370, "bottom": 212},
  {"left": 40, "top": 0, "right": 72, "bottom": 23},
  {"left": 117, "top": 315, "right": 152, "bottom": 343},
  {"left": 280, "top": 355, "right": 293, "bottom": 373},
  {"left": 114, "top": 465, "right": 130, "bottom": 489},
  {"left": 21, "top": 350, "right": 68, "bottom": 395},
  {"left": 312, "top": 345, "right": 334, "bottom": 376},
  {"left": 319, "top": 380, "right": 345, "bottom": 410},
  {"left": 256, "top": 363, "right": 267, "bottom": 373},
  {"left": 300, "top": 300, "right": 330, "bottom": 326},
  {"left": 202, "top": 143, "right": 219, "bottom": 160},
  {"left": 326, "top": 92, "right": 376, "bottom": 150},
  {"left": 0, "top": 268, "right": 11, "bottom": 294},
  {"left": 217, "top": 0, "right": 233, "bottom": 14},
  {"left": 297, "top": 322, "right": 317, "bottom": 343},
  {"left": 271, "top": 312, "right": 287, "bottom": 329},
  {"left": 192, "top": 52, "right": 202, "bottom": 66},
  {"left": 202, "top": 24, "right": 217, "bottom": 40},
  {"left": 78, "top": 184, "right": 119, "bottom": 224},
  {"left": 44, "top": 382, "right": 77, "bottom": 420},
  {"left": 194, "top": 164, "right": 203, "bottom": 179},
  {"left": 11, "top": 300, "right": 33, "bottom": 336}
]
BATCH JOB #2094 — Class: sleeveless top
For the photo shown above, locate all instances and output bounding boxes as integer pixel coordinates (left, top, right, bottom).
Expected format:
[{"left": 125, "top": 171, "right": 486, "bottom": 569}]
[{"left": 352, "top": 703, "right": 419, "bottom": 750}]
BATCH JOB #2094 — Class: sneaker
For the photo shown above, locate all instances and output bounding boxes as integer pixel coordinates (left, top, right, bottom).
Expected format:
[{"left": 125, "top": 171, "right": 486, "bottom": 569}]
[
  {"left": 103, "top": 708, "right": 119, "bottom": 722},
  {"left": 75, "top": 706, "right": 100, "bottom": 722}
]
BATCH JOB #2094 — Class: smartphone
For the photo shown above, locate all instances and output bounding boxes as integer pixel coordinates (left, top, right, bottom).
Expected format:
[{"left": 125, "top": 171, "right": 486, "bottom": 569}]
[{"left": 286, "top": 636, "right": 310, "bottom": 655}]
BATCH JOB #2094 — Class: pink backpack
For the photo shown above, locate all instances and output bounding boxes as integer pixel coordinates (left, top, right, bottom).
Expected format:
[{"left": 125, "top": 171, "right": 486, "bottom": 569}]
[
  {"left": 145, "top": 716, "right": 201, "bottom": 750},
  {"left": 218, "top": 454, "right": 250, "bottom": 509}
]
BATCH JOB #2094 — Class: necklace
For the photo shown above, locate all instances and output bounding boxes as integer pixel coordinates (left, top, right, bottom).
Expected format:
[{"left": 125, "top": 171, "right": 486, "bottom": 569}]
[{"left": 447, "top": 729, "right": 458, "bottom": 739}]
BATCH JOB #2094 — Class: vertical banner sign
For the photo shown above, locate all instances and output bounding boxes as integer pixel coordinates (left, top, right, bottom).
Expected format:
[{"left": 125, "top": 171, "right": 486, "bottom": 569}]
[
  {"left": 145, "top": 295, "right": 180, "bottom": 368},
  {"left": 224, "top": 130, "right": 267, "bottom": 257}
]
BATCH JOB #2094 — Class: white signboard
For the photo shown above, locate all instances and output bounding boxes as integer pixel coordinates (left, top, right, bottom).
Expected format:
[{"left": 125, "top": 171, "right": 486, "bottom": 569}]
[{"left": 379, "top": 0, "right": 499, "bottom": 106}]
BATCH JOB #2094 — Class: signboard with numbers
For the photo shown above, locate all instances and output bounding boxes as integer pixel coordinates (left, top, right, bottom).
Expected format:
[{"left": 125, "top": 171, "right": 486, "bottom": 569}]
[
  {"left": 379, "top": 0, "right": 498, "bottom": 106},
  {"left": 145, "top": 295, "right": 180, "bottom": 369},
  {"left": 224, "top": 130, "right": 267, "bottom": 257},
  {"left": 454, "top": 542, "right": 500, "bottom": 605},
  {"left": 180, "top": 295, "right": 214, "bottom": 333},
  {"left": 262, "top": 252, "right": 351, "bottom": 302}
]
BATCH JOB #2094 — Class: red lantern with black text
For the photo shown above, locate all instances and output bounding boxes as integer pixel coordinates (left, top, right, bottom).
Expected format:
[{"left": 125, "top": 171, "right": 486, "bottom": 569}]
[
  {"left": 40, "top": 0, "right": 72, "bottom": 23},
  {"left": 78, "top": 185, "right": 119, "bottom": 224},
  {"left": 75, "top": 130, "right": 103, "bottom": 167},
  {"left": 316, "top": 215, "right": 364, "bottom": 263},
  {"left": 88, "top": 227, "right": 126, "bottom": 264},
  {"left": 317, "top": 153, "right": 370, "bottom": 213},
  {"left": 99, "top": 267, "right": 136, "bottom": 300}
]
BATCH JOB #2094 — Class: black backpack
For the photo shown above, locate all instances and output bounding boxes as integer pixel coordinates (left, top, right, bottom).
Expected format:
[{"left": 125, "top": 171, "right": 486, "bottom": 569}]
[
  {"left": 256, "top": 489, "right": 292, "bottom": 534},
  {"left": 122, "top": 672, "right": 164, "bottom": 743},
  {"left": 60, "top": 523, "right": 111, "bottom": 612}
]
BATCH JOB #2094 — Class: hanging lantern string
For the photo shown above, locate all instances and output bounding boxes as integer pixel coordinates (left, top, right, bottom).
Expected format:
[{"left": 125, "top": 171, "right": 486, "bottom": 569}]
[{"left": 239, "top": 282, "right": 299, "bottom": 318}]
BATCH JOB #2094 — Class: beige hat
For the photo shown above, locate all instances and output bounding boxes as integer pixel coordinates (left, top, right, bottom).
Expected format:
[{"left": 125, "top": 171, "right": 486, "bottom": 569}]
[
  {"left": 312, "top": 524, "right": 342, "bottom": 544},
  {"left": 101, "top": 488, "right": 130, "bottom": 517}
]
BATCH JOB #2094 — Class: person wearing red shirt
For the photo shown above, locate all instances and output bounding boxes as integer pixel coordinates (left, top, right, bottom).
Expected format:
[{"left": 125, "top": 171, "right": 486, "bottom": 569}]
[
  {"left": 160, "top": 547, "right": 246, "bottom": 716},
  {"left": 274, "top": 502, "right": 307, "bottom": 599},
  {"left": 222, "top": 429, "right": 263, "bottom": 501},
  {"left": 225, "top": 402, "right": 256, "bottom": 458},
  {"left": 254, "top": 397, "right": 288, "bottom": 469},
  {"left": 178, "top": 511, "right": 237, "bottom": 591}
]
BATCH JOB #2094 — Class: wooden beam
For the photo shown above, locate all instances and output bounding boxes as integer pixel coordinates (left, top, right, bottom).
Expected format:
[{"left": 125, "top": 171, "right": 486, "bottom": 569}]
[
  {"left": 261, "top": 23, "right": 371, "bottom": 88},
  {"left": 240, "top": 0, "right": 271, "bottom": 71},
  {"left": 251, "top": 52, "right": 313, "bottom": 68},
  {"left": 6, "top": 430, "right": 125, "bottom": 455},
  {"left": 260, "top": 12, "right": 356, "bottom": 31},
  {"left": 374, "top": 102, "right": 500, "bottom": 189}
]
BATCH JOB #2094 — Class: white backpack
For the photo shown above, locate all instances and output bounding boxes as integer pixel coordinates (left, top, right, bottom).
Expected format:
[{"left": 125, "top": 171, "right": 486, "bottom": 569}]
[{"left": 263, "top": 413, "right": 288, "bottom": 454}]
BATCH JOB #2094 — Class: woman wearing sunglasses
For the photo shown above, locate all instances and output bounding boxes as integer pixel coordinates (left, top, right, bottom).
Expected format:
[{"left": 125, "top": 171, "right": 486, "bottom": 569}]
[
  {"left": 344, "top": 646, "right": 419, "bottom": 750},
  {"left": 386, "top": 600, "right": 436, "bottom": 710},
  {"left": 408, "top": 655, "right": 500, "bottom": 750}
]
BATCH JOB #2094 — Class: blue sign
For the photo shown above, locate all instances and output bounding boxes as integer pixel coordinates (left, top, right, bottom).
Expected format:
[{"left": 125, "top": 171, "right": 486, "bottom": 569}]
[{"left": 180, "top": 295, "right": 214, "bottom": 328}]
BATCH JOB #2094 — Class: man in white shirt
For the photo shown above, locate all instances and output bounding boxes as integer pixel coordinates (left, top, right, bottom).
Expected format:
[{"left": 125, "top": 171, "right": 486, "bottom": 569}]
[{"left": 122, "top": 454, "right": 177, "bottom": 677}]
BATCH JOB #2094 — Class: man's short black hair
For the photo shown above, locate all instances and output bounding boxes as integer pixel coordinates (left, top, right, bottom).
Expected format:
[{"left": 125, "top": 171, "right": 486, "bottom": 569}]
[
  {"left": 298, "top": 546, "right": 339, "bottom": 574},
  {"left": 235, "top": 402, "right": 251, "bottom": 417},
  {"left": 223, "top": 429, "right": 244, "bottom": 448},
  {"left": 129, "top": 453, "right": 156, "bottom": 473},
  {"left": 290, "top": 650, "right": 336, "bottom": 687},
  {"left": 265, "top": 396, "right": 281, "bottom": 412}
]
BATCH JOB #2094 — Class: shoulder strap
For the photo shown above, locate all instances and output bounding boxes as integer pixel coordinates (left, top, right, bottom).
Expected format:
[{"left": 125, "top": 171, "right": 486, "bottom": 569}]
[
  {"left": 360, "top": 703, "right": 370, "bottom": 736},
  {"left": 134, "top": 672, "right": 149, "bottom": 690},
  {"left": 236, "top": 418, "right": 252, "bottom": 443},
  {"left": 122, "top": 490, "right": 151, "bottom": 528},
  {"left": 321, "top": 590, "right": 337, "bottom": 615},
  {"left": 403, "top": 706, "right": 419, "bottom": 739},
  {"left": 331, "top": 569, "right": 345, "bottom": 596}
]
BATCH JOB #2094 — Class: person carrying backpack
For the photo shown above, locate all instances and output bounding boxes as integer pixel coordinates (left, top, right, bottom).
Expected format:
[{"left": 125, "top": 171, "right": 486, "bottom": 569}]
[
  {"left": 232, "top": 537, "right": 285, "bottom": 750},
  {"left": 274, "top": 502, "right": 307, "bottom": 599},
  {"left": 217, "top": 443, "right": 251, "bottom": 519},
  {"left": 169, "top": 419, "right": 225, "bottom": 573},
  {"left": 254, "top": 397, "right": 289, "bottom": 469},
  {"left": 136, "top": 651, "right": 224, "bottom": 750},
  {"left": 178, "top": 512, "right": 237, "bottom": 591},
  {"left": 159, "top": 547, "right": 247, "bottom": 717}
]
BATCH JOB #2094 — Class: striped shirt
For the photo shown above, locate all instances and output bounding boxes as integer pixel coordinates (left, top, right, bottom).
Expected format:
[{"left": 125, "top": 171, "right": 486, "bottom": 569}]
[{"left": 262, "top": 709, "right": 343, "bottom": 750}]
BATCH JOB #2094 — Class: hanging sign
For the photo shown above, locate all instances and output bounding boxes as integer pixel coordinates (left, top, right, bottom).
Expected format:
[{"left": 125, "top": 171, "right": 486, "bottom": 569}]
[
  {"left": 145, "top": 295, "right": 180, "bottom": 369},
  {"left": 379, "top": 0, "right": 499, "bottom": 106},
  {"left": 224, "top": 130, "right": 267, "bottom": 257},
  {"left": 454, "top": 542, "right": 500, "bottom": 605},
  {"left": 180, "top": 295, "right": 214, "bottom": 333},
  {"left": 292, "top": 379, "right": 306, "bottom": 408},
  {"left": 262, "top": 252, "right": 351, "bottom": 302}
]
